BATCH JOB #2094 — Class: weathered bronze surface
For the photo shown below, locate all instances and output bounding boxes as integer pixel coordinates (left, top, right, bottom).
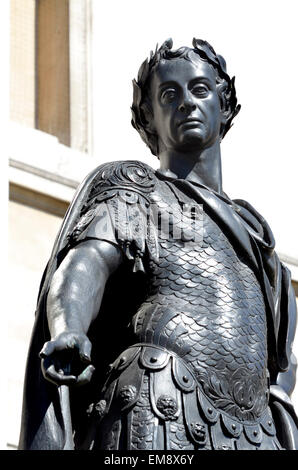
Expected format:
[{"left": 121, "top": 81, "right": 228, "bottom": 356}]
[{"left": 19, "top": 38, "right": 298, "bottom": 450}]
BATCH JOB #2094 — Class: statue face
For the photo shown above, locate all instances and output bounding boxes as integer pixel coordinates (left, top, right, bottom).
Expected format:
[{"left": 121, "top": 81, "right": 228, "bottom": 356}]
[{"left": 149, "top": 55, "right": 224, "bottom": 153}]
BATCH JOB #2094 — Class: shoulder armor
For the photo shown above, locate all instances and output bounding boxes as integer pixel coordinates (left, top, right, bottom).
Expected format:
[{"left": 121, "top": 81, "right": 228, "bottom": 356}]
[
  {"left": 84, "top": 160, "right": 156, "bottom": 211},
  {"left": 68, "top": 161, "right": 159, "bottom": 271}
]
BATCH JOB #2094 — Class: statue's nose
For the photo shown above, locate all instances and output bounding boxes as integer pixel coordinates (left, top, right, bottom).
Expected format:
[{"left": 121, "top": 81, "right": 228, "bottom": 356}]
[{"left": 178, "top": 97, "right": 196, "bottom": 114}]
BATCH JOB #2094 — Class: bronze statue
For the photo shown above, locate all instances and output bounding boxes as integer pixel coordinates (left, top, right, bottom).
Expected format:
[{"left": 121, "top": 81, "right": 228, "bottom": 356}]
[{"left": 19, "top": 38, "right": 298, "bottom": 450}]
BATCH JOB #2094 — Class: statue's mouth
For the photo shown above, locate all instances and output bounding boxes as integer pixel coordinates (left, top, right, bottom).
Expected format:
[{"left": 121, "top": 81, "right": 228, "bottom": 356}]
[{"left": 178, "top": 118, "right": 202, "bottom": 128}]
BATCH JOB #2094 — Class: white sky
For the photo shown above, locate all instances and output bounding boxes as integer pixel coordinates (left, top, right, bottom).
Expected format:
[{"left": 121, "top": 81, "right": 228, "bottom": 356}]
[{"left": 91, "top": 0, "right": 298, "bottom": 259}]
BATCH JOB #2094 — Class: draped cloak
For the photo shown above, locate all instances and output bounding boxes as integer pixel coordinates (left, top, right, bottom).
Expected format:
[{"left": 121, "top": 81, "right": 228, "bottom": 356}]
[{"left": 18, "top": 161, "right": 298, "bottom": 450}]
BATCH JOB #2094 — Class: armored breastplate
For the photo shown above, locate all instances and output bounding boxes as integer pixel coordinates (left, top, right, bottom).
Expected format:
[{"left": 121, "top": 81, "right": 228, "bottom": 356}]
[
  {"left": 131, "top": 180, "right": 269, "bottom": 423},
  {"left": 73, "top": 162, "right": 281, "bottom": 450}
]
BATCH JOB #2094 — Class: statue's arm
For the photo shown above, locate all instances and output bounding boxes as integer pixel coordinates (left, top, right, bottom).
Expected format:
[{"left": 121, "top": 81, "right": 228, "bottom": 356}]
[{"left": 40, "top": 239, "right": 123, "bottom": 386}]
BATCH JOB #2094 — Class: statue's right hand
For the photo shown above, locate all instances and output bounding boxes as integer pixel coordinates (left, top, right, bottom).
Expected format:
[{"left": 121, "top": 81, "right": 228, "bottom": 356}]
[{"left": 39, "top": 332, "right": 95, "bottom": 387}]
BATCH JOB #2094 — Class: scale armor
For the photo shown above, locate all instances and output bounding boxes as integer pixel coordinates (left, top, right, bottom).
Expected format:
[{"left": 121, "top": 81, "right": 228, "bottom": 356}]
[{"left": 71, "top": 161, "right": 282, "bottom": 450}]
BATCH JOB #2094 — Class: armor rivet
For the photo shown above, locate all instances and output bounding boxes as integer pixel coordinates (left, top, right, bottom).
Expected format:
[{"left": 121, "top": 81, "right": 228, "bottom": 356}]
[
  {"left": 207, "top": 407, "right": 213, "bottom": 414},
  {"left": 232, "top": 424, "right": 236, "bottom": 430},
  {"left": 150, "top": 357, "right": 157, "bottom": 363},
  {"left": 119, "top": 356, "right": 126, "bottom": 364},
  {"left": 253, "top": 430, "right": 258, "bottom": 436},
  {"left": 182, "top": 375, "right": 189, "bottom": 383},
  {"left": 268, "top": 421, "right": 272, "bottom": 426}
]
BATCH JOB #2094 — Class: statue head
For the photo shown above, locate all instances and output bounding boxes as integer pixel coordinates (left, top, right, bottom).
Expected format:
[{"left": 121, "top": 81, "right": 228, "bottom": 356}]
[{"left": 131, "top": 38, "right": 241, "bottom": 157}]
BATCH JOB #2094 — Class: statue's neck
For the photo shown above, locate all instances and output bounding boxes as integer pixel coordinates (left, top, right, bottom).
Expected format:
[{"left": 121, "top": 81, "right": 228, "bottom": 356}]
[{"left": 158, "top": 140, "right": 223, "bottom": 194}]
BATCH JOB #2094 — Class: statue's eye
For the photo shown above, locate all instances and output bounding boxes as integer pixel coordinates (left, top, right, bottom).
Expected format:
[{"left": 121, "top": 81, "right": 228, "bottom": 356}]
[
  {"left": 161, "top": 89, "right": 177, "bottom": 104},
  {"left": 192, "top": 85, "right": 209, "bottom": 97}
]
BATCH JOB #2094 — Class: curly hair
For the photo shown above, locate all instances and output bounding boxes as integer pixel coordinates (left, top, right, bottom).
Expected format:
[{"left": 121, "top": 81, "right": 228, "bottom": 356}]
[{"left": 131, "top": 38, "right": 241, "bottom": 157}]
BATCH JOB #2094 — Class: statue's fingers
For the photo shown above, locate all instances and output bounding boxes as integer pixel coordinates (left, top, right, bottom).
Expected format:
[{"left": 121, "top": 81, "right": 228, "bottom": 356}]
[
  {"left": 41, "top": 360, "right": 77, "bottom": 386},
  {"left": 79, "top": 338, "right": 92, "bottom": 363},
  {"left": 39, "top": 341, "right": 56, "bottom": 358},
  {"left": 76, "top": 364, "right": 95, "bottom": 386}
]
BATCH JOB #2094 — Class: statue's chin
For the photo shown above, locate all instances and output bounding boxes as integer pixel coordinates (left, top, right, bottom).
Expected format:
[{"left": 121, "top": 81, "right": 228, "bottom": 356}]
[
  {"left": 176, "top": 136, "right": 209, "bottom": 153},
  {"left": 175, "top": 127, "right": 208, "bottom": 149}
]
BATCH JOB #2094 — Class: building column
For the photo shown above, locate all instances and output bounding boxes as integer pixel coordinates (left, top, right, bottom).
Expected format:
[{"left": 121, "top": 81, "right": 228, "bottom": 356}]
[
  {"left": 69, "top": 0, "right": 93, "bottom": 154},
  {"left": 36, "top": 0, "right": 70, "bottom": 146}
]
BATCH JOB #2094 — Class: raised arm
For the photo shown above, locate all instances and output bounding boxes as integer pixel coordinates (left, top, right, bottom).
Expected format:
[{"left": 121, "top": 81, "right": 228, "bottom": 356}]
[{"left": 40, "top": 239, "right": 123, "bottom": 386}]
